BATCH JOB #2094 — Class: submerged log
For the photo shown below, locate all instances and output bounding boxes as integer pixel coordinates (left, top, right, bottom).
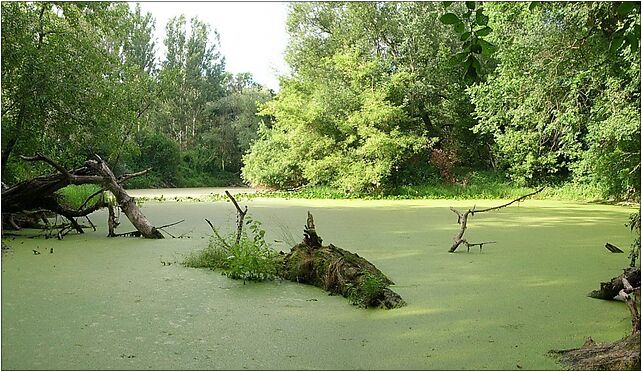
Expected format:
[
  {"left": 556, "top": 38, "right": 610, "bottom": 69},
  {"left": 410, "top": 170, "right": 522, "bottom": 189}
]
[{"left": 278, "top": 213, "right": 406, "bottom": 309}]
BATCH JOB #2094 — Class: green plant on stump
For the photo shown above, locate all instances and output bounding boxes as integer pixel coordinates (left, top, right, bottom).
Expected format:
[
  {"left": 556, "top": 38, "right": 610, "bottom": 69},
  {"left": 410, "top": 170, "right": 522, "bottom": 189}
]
[
  {"left": 345, "top": 272, "right": 387, "bottom": 308},
  {"left": 184, "top": 216, "right": 278, "bottom": 283}
]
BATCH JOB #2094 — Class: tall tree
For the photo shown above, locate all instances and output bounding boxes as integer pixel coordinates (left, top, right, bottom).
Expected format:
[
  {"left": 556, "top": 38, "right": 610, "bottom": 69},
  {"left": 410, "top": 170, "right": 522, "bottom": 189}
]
[
  {"left": 156, "top": 15, "right": 226, "bottom": 149},
  {"left": 1, "top": 2, "right": 156, "bottom": 183}
]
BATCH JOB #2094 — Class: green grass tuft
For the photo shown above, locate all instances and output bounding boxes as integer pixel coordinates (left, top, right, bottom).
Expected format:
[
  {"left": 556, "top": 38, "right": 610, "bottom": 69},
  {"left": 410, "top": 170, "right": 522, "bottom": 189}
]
[
  {"left": 183, "top": 216, "right": 279, "bottom": 283},
  {"left": 56, "top": 185, "right": 106, "bottom": 209}
]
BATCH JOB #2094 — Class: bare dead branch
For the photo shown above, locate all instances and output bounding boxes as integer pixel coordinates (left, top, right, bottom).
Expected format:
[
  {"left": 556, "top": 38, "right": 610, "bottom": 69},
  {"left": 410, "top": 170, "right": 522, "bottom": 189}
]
[
  {"left": 473, "top": 187, "right": 545, "bottom": 214},
  {"left": 77, "top": 188, "right": 106, "bottom": 211},
  {"left": 448, "top": 188, "right": 544, "bottom": 252},
  {"left": 117, "top": 168, "right": 152, "bottom": 183},
  {"left": 156, "top": 220, "right": 185, "bottom": 229},
  {"left": 20, "top": 153, "right": 72, "bottom": 179},
  {"left": 225, "top": 190, "right": 247, "bottom": 246}
]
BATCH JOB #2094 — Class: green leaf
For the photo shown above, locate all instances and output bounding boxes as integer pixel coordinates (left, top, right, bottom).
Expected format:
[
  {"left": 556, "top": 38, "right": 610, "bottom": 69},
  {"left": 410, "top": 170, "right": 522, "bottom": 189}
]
[
  {"left": 439, "top": 13, "right": 460, "bottom": 25},
  {"left": 476, "top": 26, "right": 492, "bottom": 37},
  {"left": 610, "top": 36, "right": 625, "bottom": 52},
  {"left": 454, "top": 21, "right": 466, "bottom": 33},
  {"left": 471, "top": 42, "right": 482, "bottom": 54},
  {"left": 450, "top": 51, "right": 469, "bottom": 64},
  {"left": 617, "top": 2, "right": 635, "bottom": 17},
  {"left": 476, "top": 10, "right": 489, "bottom": 25},
  {"left": 461, "top": 31, "right": 472, "bottom": 41},
  {"left": 478, "top": 39, "right": 497, "bottom": 56},
  {"left": 528, "top": 1, "right": 540, "bottom": 11},
  {"left": 469, "top": 55, "right": 482, "bottom": 73},
  {"left": 443, "top": 1, "right": 453, "bottom": 8},
  {"left": 466, "top": 1, "right": 476, "bottom": 10},
  {"left": 626, "top": 34, "right": 639, "bottom": 52}
]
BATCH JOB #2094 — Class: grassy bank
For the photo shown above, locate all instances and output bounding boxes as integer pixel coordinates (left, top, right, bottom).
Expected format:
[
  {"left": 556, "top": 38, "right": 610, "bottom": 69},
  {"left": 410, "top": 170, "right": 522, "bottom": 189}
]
[
  {"left": 250, "top": 181, "right": 620, "bottom": 204},
  {"left": 55, "top": 174, "right": 635, "bottom": 206}
]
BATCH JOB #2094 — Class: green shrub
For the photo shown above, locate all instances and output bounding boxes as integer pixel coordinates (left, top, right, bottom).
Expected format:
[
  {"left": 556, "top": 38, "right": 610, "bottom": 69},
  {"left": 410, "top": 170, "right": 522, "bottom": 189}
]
[{"left": 183, "top": 216, "right": 278, "bottom": 283}]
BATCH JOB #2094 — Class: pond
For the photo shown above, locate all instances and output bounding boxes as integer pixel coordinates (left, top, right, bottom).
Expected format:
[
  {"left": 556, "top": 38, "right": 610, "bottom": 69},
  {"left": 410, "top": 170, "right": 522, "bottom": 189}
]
[{"left": 1, "top": 195, "right": 636, "bottom": 370}]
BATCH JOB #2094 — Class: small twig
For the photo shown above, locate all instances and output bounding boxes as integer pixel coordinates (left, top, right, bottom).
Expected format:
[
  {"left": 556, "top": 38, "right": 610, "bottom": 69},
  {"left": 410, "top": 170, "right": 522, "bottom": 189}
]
[
  {"left": 77, "top": 188, "right": 106, "bottom": 211},
  {"left": 204, "top": 219, "right": 231, "bottom": 249},
  {"left": 156, "top": 219, "right": 185, "bottom": 229},
  {"left": 204, "top": 218, "right": 216, "bottom": 232},
  {"left": 85, "top": 215, "right": 97, "bottom": 231},
  {"left": 463, "top": 240, "right": 497, "bottom": 253},
  {"left": 159, "top": 228, "right": 177, "bottom": 239}
]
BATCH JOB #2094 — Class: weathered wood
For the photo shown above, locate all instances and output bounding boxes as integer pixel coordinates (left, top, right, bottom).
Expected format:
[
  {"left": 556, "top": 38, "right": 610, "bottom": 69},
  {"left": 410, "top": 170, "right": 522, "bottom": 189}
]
[
  {"left": 278, "top": 212, "right": 405, "bottom": 309},
  {"left": 2, "top": 153, "right": 163, "bottom": 239},
  {"left": 225, "top": 190, "right": 247, "bottom": 245},
  {"left": 588, "top": 267, "right": 640, "bottom": 300},
  {"left": 605, "top": 242, "right": 624, "bottom": 253},
  {"left": 448, "top": 188, "right": 544, "bottom": 252},
  {"left": 550, "top": 333, "right": 640, "bottom": 370},
  {"left": 552, "top": 269, "right": 641, "bottom": 370}
]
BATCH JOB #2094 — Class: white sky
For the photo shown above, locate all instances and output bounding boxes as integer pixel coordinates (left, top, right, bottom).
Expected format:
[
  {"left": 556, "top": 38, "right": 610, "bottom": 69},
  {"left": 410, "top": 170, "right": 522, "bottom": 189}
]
[{"left": 135, "top": 1, "right": 291, "bottom": 91}]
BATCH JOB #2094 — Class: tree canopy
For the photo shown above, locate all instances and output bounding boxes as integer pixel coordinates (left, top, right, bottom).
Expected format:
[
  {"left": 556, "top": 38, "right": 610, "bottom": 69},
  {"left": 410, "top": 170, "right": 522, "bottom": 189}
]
[{"left": 2, "top": 1, "right": 639, "bottom": 200}]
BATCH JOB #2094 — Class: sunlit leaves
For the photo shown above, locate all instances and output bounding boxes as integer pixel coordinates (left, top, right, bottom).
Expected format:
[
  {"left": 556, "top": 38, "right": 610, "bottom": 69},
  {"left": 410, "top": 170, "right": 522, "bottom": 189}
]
[
  {"left": 439, "top": 13, "right": 459, "bottom": 24},
  {"left": 438, "top": 1, "right": 494, "bottom": 83}
]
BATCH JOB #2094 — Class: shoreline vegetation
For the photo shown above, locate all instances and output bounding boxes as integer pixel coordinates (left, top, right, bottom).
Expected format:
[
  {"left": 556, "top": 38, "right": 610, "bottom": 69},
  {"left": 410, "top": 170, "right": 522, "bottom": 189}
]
[{"left": 57, "top": 178, "right": 640, "bottom": 208}]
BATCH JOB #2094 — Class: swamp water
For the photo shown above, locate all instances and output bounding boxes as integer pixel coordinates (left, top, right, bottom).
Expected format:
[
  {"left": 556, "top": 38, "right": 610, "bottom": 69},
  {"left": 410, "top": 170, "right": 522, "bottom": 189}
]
[{"left": 1, "top": 197, "right": 636, "bottom": 370}]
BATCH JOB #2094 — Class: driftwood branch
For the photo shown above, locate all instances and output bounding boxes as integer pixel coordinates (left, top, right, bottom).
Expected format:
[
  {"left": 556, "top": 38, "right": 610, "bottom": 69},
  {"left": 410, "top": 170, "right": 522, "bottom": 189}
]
[
  {"left": 448, "top": 188, "right": 544, "bottom": 253},
  {"left": 304, "top": 211, "right": 322, "bottom": 248},
  {"left": 225, "top": 190, "right": 247, "bottom": 245},
  {"left": 20, "top": 153, "right": 72, "bottom": 179},
  {"left": 605, "top": 242, "right": 624, "bottom": 253},
  {"left": 117, "top": 168, "right": 151, "bottom": 183},
  {"left": 4, "top": 154, "right": 163, "bottom": 239}
]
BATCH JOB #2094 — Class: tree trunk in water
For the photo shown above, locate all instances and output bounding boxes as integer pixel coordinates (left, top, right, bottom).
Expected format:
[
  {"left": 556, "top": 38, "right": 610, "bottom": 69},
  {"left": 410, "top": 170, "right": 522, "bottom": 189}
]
[
  {"left": 1, "top": 153, "right": 163, "bottom": 239},
  {"left": 277, "top": 213, "right": 405, "bottom": 309}
]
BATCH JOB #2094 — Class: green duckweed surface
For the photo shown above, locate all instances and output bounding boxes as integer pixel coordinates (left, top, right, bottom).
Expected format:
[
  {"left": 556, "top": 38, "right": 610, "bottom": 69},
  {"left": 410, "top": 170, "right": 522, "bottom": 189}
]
[{"left": 1, "top": 197, "right": 637, "bottom": 370}]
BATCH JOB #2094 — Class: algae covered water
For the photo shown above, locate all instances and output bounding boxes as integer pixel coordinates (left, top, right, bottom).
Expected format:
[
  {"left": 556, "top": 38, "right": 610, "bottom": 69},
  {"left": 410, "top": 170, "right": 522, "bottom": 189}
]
[{"left": 1, "top": 197, "right": 636, "bottom": 370}]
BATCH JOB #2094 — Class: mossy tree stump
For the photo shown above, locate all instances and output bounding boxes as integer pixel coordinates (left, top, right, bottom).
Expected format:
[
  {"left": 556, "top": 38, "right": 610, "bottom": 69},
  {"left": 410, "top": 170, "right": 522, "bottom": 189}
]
[{"left": 278, "top": 212, "right": 406, "bottom": 309}]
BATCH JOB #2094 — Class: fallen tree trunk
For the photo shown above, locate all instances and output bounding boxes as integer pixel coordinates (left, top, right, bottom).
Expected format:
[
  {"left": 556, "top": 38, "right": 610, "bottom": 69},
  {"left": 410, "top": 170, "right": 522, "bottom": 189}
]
[
  {"left": 278, "top": 212, "right": 406, "bottom": 309},
  {"left": 1, "top": 153, "right": 162, "bottom": 239}
]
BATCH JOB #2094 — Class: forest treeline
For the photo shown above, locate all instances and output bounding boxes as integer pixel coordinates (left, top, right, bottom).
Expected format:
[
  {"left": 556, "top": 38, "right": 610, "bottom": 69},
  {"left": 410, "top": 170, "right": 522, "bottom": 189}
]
[
  {"left": 2, "top": 2, "right": 640, "bottom": 200},
  {"left": 2, "top": 2, "right": 272, "bottom": 188}
]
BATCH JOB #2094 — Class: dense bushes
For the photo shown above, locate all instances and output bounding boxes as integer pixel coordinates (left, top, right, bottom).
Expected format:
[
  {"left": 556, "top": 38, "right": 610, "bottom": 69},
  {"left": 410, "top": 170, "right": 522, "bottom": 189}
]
[
  {"left": 469, "top": 2, "right": 640, "bottom": 199},
  {"left": 241, "top": 2, "right": 640, "bottom": 200}
]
